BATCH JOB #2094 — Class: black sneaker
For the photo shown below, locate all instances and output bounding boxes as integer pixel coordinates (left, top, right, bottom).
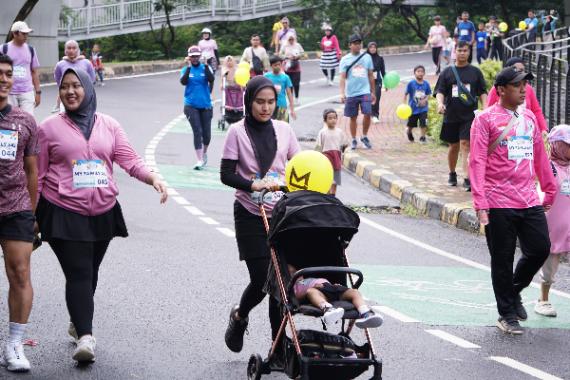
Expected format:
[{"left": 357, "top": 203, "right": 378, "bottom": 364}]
[
  {"left": 496, "top": 317, "right": 524, "bottom": 335},
  {"left": 419, "top": 136, "right": 427, "bottom": 144},
  {"left": 448, "top": 172, "right": 458, "bottom": 186},
  {"left": 463, "top": 178, "right": 471, "bottom": 192},
  {"left": 225, "top": 305, "right": 248, "bottom": 353},
  {"left": 407, "top": 129, "right": 415, "bottom": 142},
  {"left": 515, "top": 294, "right": 528, "bottom": 321}
]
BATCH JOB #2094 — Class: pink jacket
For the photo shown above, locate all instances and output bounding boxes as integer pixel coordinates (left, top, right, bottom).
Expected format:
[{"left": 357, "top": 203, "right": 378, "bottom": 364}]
[
  {"left": 320, "top": 35, "right": 341, "bottom": 57},
  {"left": 38, "top": 113, "right": 152, "bottom": 216},
  {"left": 546, "top": 162, "right": 570, "bottom": 254},
  {"left": 487, "top": 84, "right": 548, "bottom": 132},
  {"left": 469, "top": 104, "right": 557, "bottom": 210}
]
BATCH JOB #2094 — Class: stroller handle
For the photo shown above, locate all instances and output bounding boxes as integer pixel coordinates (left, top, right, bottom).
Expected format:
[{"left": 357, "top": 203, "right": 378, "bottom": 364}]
[
  {"left": 257, "top": 186, "right": 289, "bottom": 205},
  {"left": 288, "top": 267, "right": 364, "bottom": 298}
]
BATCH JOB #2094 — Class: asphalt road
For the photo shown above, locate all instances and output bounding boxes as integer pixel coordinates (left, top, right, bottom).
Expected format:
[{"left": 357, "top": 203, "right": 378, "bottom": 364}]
[{"left": 0, "top": 52, "right": 568, "bottom": 380}]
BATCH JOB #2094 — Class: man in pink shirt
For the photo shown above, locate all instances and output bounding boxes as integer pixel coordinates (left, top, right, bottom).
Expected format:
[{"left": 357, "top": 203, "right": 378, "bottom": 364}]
[{"left": 469, "top": 67, "right": 557, "bottom": 335}]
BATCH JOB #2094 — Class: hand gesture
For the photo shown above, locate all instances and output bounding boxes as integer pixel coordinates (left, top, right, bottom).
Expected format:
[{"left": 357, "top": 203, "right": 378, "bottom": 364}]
[{"left": 152, "top": 179, "right": 168, "bottom": 204}]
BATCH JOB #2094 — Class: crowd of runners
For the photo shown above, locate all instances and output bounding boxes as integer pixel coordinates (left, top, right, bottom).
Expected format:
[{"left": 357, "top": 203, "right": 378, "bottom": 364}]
[{"left": 0, "top": 5, "right": 568, "bottom": 375}]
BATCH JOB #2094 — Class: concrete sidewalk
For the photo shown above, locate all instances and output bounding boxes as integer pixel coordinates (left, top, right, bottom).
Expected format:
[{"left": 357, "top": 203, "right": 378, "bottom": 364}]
[{"left": 339, "top": 75, "right": 481, "bottom": 234}]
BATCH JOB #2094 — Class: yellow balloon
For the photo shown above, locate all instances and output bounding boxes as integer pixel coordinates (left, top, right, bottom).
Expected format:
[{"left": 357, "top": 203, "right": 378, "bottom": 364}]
[
  {"left": 235, "top": 68, "right": 250, "bottom": 87},
  {"left": 499, "top": 22, "right": 508, "bottom": 32},
  {"left": 518, "top": 20, "right": 527, "bottom": 30},
  {"left": 396, "top": 104, "right": 412, "bottom": 120},
  {"left": 285, "top": 151, "right": 333, "bottom": 194},
  {"left": 238, "top": 61, "right": 251, "bottom": 71}
]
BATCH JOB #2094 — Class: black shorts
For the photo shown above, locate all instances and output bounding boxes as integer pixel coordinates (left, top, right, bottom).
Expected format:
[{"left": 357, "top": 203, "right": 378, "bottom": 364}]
[
  {"left": 440, "top": 120, "right": 473, "bottom": 144},
  {"left": 0, "top": 211, "right": 35, "bottom": 243},
  {"left": 407, "top": 112, "right": 427, "bottom": 128},
  {"left": 319, "top": 282, "right": 349, "bottom": 302}
]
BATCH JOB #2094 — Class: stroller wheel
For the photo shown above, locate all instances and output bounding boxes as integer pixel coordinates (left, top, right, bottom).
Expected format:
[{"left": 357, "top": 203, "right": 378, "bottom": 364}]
[{"left": 247, "top": 354, "right": 263, "bottom": 380}]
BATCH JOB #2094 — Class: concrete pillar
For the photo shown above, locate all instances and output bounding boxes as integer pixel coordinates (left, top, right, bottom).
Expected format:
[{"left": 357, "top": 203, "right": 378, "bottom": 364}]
[
  {"left": 565, "top": 0, "right": 570, "bottom": 28},
  {"left": 0, "top": 0, "right": 63, "bottom": 67}
]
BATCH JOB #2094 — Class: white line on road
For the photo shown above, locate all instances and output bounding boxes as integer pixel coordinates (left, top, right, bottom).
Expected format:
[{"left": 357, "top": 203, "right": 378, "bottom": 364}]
[
  {"left": 172, "top": 196, "right": 190, "bottom": 206},
  {"left": 200, "top": 216, "right": 220, "bottom": 225},
  {"left": 184, "top": 206, "right": 205, "bottom": 216},
  {"left": 216, "top": 227, "right": 236, "bottom": 238},
  {"left": 374, "top": 305, "right": 419, "bottom": 323},
  {"left": 425, "top": 329, "right": 481, "bottom": 349},
  {"left": 489, "top": 357, "right": 563, "bottom": 380}
]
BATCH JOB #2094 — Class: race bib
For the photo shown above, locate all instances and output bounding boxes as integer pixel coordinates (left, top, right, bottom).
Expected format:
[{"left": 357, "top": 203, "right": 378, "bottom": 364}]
[
  {"left": 507, "top": 136, "right": 533, "bottom": 160},
  {"left": 351, "top": 65, "right": 366, "bottom": 78},
  {"left": 0, "top": 130, "right": 18, "bottom": 161},
  {"left": 452, "top": 84, "right": 470, "bottom": 97},
  {"left": 13, "top": 65, "right": 27, "bottom": 79},
  {"left": 460, "top": 29, "right": 469, "bottom": 36},
  {"left": 561, "top": 179, "right": 570, "bottom": 196},
  {"left": 251, "top": 171, "right": 285, "bottom": 203},
  {"left": 72, "top": 159, "right": 109, "bottom": 188},
  {"left": 274, "top": 84, "right": 282, "bottom": 93},
  {"left": 414, "top": 90, "right": 426, "bottom": 99},
  {"left": 324, "top": 40, "right": 332, "bottom": 47},
  {"left": 478, "top": 37, "right": 485, "bottom": 42}
]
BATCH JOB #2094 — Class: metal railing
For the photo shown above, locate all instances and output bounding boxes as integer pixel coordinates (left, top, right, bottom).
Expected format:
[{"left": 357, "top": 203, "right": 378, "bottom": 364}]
[{"left": 503, "top": 26, "right": 570, "bottom": 129}]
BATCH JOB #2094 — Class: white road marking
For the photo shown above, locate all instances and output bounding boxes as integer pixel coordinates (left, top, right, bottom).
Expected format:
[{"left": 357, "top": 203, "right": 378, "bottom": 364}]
[
  {"left": 216, "top": 227, "right": 236, "bottom": 238},
  {"left": 489, "top": 357, "right": 564, "bottom": 380},
  {"left": 374, "top": 305, "right": 419, "bottom": 323},
  {"left": 184, "top": 206, "right": 205, "bottom": 216},
  {"left": 425, "top": 329, "right": 481, "bottom": 349},
  {"left": 200, "top": 216, "right": 220, "bottom": 225},
  {"left": 166, "top": 188, "right": 179, "bottom": 196},
  {"left": 172, "top": 196, "right": 190, "bottom": 205}
]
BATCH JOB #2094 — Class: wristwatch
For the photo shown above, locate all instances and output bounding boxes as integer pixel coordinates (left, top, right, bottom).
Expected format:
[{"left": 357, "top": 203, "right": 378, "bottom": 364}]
[{"left": 35, "top": 90, "right": 42, "bottom": 94}]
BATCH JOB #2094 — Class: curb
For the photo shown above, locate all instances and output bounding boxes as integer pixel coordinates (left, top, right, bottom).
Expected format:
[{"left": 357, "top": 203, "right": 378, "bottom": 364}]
[{"left": 343, "top": 152, "right": 483, "bottom": 234}]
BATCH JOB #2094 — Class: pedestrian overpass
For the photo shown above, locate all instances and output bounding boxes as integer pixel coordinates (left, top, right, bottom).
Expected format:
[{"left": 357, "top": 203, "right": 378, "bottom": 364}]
[{"left": 59, "top": 0, "right": 437, "bottom": 41}]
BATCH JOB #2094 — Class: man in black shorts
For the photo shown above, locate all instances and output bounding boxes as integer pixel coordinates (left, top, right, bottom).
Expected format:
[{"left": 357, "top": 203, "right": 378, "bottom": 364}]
[
  {"left": 435, "top": 40, "right": 487, "bottom": 191},
  {"left": 0, "top": 54, "right": 39, "bottom": 372}
]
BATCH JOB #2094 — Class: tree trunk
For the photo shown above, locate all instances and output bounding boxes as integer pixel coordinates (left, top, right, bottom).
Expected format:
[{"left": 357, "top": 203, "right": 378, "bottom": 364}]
[{"left": 5, "top": 0, "right": 40, "bottom": 43}]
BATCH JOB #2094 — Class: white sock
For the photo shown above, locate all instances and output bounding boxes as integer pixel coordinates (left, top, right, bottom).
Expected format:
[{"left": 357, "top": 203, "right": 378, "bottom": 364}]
[
  {"left": 319, "top": 302, "right": 333, "bottom": 311},
  {"left": 357, "top": 305, "right": 371, "bottom": 316},
  {"left": 8, "top": 322, "right": 26, "bottom": 346}
]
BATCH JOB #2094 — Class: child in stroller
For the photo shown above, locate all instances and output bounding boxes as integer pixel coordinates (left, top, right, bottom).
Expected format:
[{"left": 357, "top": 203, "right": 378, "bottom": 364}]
[
  {"left": 289, "top": 264, "right": 383, "bottom": 328},
  {"left": 218, "top": 56, "right": 244, "bottom": 130}
]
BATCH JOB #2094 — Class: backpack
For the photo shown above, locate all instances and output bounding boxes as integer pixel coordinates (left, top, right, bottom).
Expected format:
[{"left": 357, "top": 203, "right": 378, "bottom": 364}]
[
  {"left": 2, "top": 43, "right": 35, "bottom": 72},
  {"left": 250, "top": 48, "right": 264, "bottom": 75}
]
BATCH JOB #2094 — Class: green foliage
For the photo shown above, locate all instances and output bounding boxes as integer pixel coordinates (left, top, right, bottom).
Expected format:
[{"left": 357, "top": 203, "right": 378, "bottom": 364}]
[
  {"left": 427, "top": 97, "right": 443, "bottom": 145},
  {"left": 478, "top": 59, "right": 503, "bottom": 92}
]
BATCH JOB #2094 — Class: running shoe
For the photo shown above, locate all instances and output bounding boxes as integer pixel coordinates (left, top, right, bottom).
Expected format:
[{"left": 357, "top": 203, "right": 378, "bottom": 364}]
[
  {"left": 496, "top": 317, "right": 523, "bottom": 335},
  {"left": 355, "top": 310, "right": 384, "bottom": 329},
  {"left": 225, "top": 305, "right": 249, "bottom": 353},
  {"left": 463, "top": 178, "right": 471, "bottom": 192},
  {"left": 295, "top": 99, "right": 301, "bottom": 106},
  {"left": 534, "top": 300, "right": 557, "bottom": 317},
  {"left": 351, "top": 138, "right": 358, "bottom": 150},
  {"left": 193, "top": 160, "right": 204, "bottom": 170},
  {"left": 448, "top": 172, "right": 458, "bottom": 186},
  {"left": 72, "top": 335, "right": 96, "bottom": 362},
  {"left": 515, "top": 294, "right": 527, "bottom": 321},
  {"left": 419, "top": 136, "right": 427, "bottom": 144},
  {"left": 1, "top": 343, "right": 30, "bottom": 372},
  {"left": 372, "top": 116, "right": 380, "bottom": 124},
  {"left": 68, "top": 322, "right": 78, "bottom": 341},
  {"left": 407, "top": 129, "right": 414, "bottom": 142},
  {"left": 360, "top": 136, "right": 372, "bottom": 149},
  {"left": 322, "top": 307, "right": 344, "bottom": 325},
  {"left": 202, "top": 153, "right": 208, "bottom": 167}
]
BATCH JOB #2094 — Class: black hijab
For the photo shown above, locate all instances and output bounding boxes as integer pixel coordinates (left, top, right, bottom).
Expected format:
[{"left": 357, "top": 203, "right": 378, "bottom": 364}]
[
  {"left": 243, "top": 76, "right": 278, "bottom": 178},
  {"left": 61, "top": 68, "right": 97, "bottom": 140}
]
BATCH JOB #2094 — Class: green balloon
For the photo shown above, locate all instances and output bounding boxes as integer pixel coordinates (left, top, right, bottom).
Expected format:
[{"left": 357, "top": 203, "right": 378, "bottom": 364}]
[{"left": 384, "top": 71, "right": 400, "bottom": 89}]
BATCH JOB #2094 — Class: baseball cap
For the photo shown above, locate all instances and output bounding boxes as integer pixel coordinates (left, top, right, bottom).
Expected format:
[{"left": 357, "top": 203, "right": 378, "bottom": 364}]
[
  {"left": 349, "top": 34, "right": 362, "bottom": 44},
  {"left": 269, "top": 55, "right": 283, "bottom": 65},
  {"left": 434, "top": 15, "right": 441, "bottom": 21},
  {"left": 11, "top": 21, "right": 33, "bottom": 34},
  {"left": 494, "top": 67, "right": 534, "bottom": 87},
  {"left": 187, "top": 46, "right": 201, "bottom": 57}
]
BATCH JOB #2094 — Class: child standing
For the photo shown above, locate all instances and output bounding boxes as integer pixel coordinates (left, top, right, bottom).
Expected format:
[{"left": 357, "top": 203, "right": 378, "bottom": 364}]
[
  {"left": 442, "top": 31, "right": 452, "bottom": 67},
  {"left": 534, "top": 125, "right": 570, "bottom": 317},
  {"left": 315, "top": 109, "right": 349, "bottom": 195},
  {"left": 476, "top": 23, "right": 488, "bottom": 64},
  {"left": 404, "top": 65, "right": 431, "bottom": 143},
  {"left": 90, "top": 44, "right": 104, "bottom": 86},
  {"left": 264, "top": 55, "right": 296, "bottom": 122}
]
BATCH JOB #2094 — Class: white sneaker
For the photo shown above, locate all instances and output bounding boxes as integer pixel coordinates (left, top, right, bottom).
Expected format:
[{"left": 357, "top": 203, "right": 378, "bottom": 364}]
[
  {"left": 323, "top": 307, "right": 344, "bottom": 325},
  {"left": 295, "top": 99, "right": 301, "bottom": 106},
  {"left": 534, "top": 300, "right": 557, "bottom": 317},
  {"left": 202, "top": 153, "right": 208, "bottom": 167},
  {"left": 68, "top": 322, "right": 78, "bottom": 341},
  {"left": 193, "top": 160, "right": 204, "bottom": 170},
  {"left": 372, "top": 116, "right": 380, "bottom": 124},
  {"left": 2, "top": 343, "right": 30, "bottom": 372},
  {"left": 72, "top": 335, "right": 96, "bottom": 362},
  {"left": 328, "top": 79, "right": 334, "bottom": 86}
]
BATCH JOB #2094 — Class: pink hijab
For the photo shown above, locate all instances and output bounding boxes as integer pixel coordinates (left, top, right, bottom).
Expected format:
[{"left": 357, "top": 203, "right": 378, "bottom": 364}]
[{"left": 548, "top": 124, "right": 570, "bottom": 167}]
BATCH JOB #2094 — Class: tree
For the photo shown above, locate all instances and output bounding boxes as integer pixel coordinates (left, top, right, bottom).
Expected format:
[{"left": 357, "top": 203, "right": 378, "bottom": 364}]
[
  {"left": 149, "top": 0, "right": 178, "bottom": 58},
  {"left": 5, "top": 0, "right": 40, "bottom": 43}
]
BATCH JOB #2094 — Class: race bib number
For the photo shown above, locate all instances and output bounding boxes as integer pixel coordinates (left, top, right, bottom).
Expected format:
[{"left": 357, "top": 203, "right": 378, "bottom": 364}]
[
  {"left": 561, "top": 179, "right": 570, "bottom": 196},
  {"left": 452, "top": 84, "right": 470, "bottom": 97},
  {"left": 351, "top": 65, "right": 366, "bottom": 78},
  {"left": 0, "top": 130, "right": 18, "bottom": 161},
  {"left": 13, "top": 65, "right": 27, "bottom": 79},
  {"left": 72, "top": 159, "right": 109, "bottom": 188},
  {"left": 460, "top": 29, "right": 469, "bottom": 36},
  {"left": 507, "top": 136, "right": 533, "bottom": 160}
]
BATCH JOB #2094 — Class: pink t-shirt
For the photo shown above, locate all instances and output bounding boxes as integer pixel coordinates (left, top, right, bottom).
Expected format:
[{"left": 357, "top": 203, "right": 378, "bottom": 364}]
[
  {"left": 198, "top": 39, "right": 218, "bottom": 60},
  {"left": 428, "top": 25, "right": 447, "bottom": 48},
  {"left": 469, "top": 104, "right": 557, "bottom": 210},
  {"left": 294, "top": 277, "right": 329, "bottom": 299},
  {"left": 546, "top": 162, "right": 570, "bottom": 254},
  {"left": 4, "top": 42, "right": 40, "bottom": 94},
  {"left": 221, "top": 119, "right": 300, "bottom": 216}
]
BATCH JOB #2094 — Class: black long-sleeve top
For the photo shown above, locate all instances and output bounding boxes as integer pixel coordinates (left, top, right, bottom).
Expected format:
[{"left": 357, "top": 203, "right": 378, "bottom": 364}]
[{"left": 220, "top": 159, "right": 253, "bottom": 192}]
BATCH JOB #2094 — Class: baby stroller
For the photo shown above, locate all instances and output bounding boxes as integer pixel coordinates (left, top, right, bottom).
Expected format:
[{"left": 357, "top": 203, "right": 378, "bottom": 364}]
[
  {"left": 217, "top": 75, "right": 244, "bottom": 130},
  {"left": 247, "top": 190, "right": 382, "bottom": 380}
]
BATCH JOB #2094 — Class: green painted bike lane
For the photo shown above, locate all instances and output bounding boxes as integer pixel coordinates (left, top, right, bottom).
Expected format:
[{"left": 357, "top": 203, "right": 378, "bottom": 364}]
[{"left": 357, "top": 264, "right": 570, "bottom": 329}]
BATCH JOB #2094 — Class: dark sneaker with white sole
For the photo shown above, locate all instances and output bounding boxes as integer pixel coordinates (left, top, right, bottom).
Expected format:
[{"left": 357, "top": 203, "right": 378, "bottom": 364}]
[
  {"left": 225, "top": 305, "right": 249, "bottom": 353},
  {"left": 355, "top": 310, "right": 384, "bottom": 329},
  {"left": 515, "top": 294, "right": 528, "bottom": 321},
  {"left": 448, "top": 172, "right": 458, "bottom": 186},
  {"left": 496, "top": 317, "right": 524, "bottom": 335}
]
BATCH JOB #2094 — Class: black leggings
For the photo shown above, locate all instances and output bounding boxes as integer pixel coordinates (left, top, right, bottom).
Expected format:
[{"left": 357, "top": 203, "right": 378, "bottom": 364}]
[
  {"left": 431, "top": 47, "right": 442, "bottom": 71},
  {"left": 321, "top": 69, "right": 336, "bottom": 82},
  {"left": 287, "top": 71, "right": 301, "bottom": 99},
  {"left": 239, "top": 257, "right": 281, "bottom": 339},
  {"left": 49, "top": 239, "right": 110, "bottom": 337}
]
